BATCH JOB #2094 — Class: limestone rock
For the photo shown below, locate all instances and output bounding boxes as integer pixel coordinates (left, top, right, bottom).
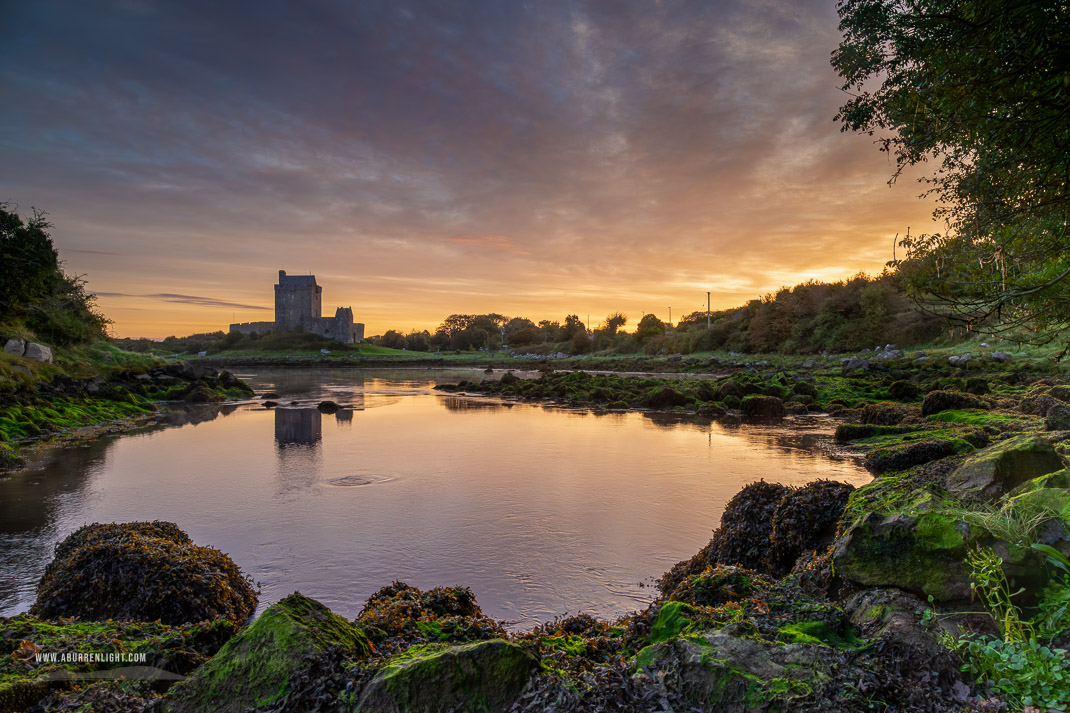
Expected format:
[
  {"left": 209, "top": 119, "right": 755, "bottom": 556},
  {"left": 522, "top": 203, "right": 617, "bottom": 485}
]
[
  {"left": 3, "top": 338, "right": 24, "bottom": 356},
  {"left": 991, "top": 351, "right": 1011, "bottom": 363},
  {"left": 873, "top": 349, "right": 904, "bottom": 362},
  {"left": 945, "top": 434, "right": 1064, "bottom": 503},
  {"left": 1008, "top": 468, "right": 1070, "bottom": 497},
  {"left": 167, "top": 593, "right": 371, "bottom": 713},
  {"left": 356, "top": 639, "right": 537, "bottom": 713},
  {"left": 843, "top": 356, "right": 869, "bottom": 371},
  {"left": 23, "top": 342, "right": 51, "bottom": 363}
]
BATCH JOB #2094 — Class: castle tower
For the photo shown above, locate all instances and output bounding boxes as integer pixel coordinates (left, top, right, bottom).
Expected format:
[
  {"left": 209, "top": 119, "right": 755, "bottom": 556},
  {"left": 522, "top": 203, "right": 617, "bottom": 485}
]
[{"left": 274, "top": 270, "right": 322, "bottom": 331}]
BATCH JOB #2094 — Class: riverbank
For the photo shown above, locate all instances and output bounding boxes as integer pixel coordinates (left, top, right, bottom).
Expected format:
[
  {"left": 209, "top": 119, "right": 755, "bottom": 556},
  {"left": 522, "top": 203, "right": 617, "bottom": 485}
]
[
  {"left": 0, "top": 344, "right": 255, "bottom": 475},
  {"left": 3, "top": 345, "right": 1069, "bottom": 711}
]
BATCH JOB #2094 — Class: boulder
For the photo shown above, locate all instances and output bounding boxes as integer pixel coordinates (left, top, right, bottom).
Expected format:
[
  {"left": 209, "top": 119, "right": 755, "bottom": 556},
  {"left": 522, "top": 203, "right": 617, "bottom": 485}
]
[
  {"left": 1008, "top": 468, "right": 1070, "bottom": 497},
  {"left": 887, "top": 381, "right": 919, "bottom": 400},
  {"left": 740, "top": 394, "right": 785, "bottom": 420},
  {"left": 948, "top": 353, "right": 971, "bottom": 368},
  {"left": 183, "top": 383, "right": 223, "bottom": 403},
  {"left": 317, "top": 400, "right": 340, "bottom": 414},
  {"left": 833, "top": 506, "right": 979, "bottom": 601},
  {"left": 945, "top": 434, "right": 1064, "bottom": 503},
  {"left": 991, "top": 351, "right": 1011, "bottom": 363},
  {"left": 921, "top": 390, "right": 985, "bottom": 416},
  {"left": 843, "top": 356, "right": 869, "bottom": 371},
  {"left": 3, "top": 338, "right": 24, "bottom": 356},
  {"left": 633, "top": 630, "right": 836, "bottom": 710},
  {"left": 863, "top": 430, "right": 987, "bottom": 474},
  {"left": 168, "top": 593, "right": 370, "bottom": 713},
  {"left": 860, "top": 402, "right": 912, "bottom": 425},
  {"left": 32, "top": 521, "right": 257, "bottom": 626},
  {"left": 1020, "top": 391, "right": 1063, "bottom": 417},
  {"left": 1046, "top": 403, "right": 1070, "bottom": 430},
  {"left": 23, "top": 342, "right": 52, "bottom": 363},
  {"left": 356, "top": 639, "right": 537, "bottom": 713},
  {"left": 873, "top": 349, "right": 904, "bottom": 362}
]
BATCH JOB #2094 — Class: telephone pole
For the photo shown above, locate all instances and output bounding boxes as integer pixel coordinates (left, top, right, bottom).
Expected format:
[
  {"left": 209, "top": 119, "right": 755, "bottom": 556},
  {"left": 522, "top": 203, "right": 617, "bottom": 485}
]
[{"left": 707, "top": 292, "right": 711, "bottom": 329}]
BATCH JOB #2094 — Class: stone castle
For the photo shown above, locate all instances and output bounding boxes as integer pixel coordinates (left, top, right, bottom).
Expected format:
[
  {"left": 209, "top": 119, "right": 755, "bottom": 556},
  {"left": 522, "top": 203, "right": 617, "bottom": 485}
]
[{"left": 229, "top": 270, "right": 364, "bottom": 344}]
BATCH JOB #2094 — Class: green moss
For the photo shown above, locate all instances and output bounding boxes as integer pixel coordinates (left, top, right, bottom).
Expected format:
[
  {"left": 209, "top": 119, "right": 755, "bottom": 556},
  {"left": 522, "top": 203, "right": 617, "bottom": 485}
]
[
  {"left": 927, "top": 409, "right": 1036, "bottom": 428},
  {"left": 776, "top": 621, "right": 858, "bottom": 649}
]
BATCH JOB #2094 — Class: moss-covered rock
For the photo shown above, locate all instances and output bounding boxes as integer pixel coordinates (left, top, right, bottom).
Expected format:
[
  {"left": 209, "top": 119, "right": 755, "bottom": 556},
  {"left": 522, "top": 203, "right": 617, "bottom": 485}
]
[
  {"left": 633, "top": 630, "right": 833, "bottom": 711},
  {"left": 355, "top": 639, "right": 537, "bottom": 713},
  {"left": 945, "top": 433, "right": 1064, "bottom": 503},
  {"left": 31, "top": 521, "right": 257, "bottom": 626},
  {"left": 859, "top": 402, "right": 913, "bottom": 425},
  {"left": 1045, "top": 402, "right": 1070, "bottom": 430},
  {"left": 665, "top": 565, "right": 774, "bottom": 607},
  {"left": 832, "top": 507, "right": 979, "bottom": 601},
  {"left": 888, "top": 380, "right": 919, "bottom": 400},
  {"left": 166, "top": 592, "right": 371, "bottom": 713},
  {"left": 861, "top": 429, "right": 986, "bottom": 474},
  {"left": 1008, "top": 468, "right": 1070, "bottom": 497}
]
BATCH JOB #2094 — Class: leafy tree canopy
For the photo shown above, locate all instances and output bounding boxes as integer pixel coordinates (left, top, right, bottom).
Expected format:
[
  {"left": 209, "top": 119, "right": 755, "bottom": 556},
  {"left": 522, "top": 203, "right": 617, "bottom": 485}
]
[{"left": 833, "top": 0, "right": 1070, "bottom": 341}]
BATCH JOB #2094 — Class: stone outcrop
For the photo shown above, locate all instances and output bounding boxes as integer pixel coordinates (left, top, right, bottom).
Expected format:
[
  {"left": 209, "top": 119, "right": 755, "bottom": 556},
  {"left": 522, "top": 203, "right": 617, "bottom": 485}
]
[
  {"left": 22, "top": 342, "right": 52, "bottom": 363},
  {"left": 921, "top": 390, "right": 985, "bottom": 416},
  {"left": 945, "top": 433, "right": 1064, "bottom": 503},
  {"left": 3, "top": 338, "right": 24, "bottom": 356},
  {"left": 167, "top": 593, "right": 371, "bottom": 713},
  {"left": 356, "top": 639, "right": 537, "bottom": 713}
]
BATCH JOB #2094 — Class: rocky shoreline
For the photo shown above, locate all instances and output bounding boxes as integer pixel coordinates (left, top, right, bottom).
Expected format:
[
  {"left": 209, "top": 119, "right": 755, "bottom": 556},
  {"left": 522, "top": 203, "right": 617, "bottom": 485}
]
[{"left": 2, "top": 352, "right": 1069, "bottom": 711}]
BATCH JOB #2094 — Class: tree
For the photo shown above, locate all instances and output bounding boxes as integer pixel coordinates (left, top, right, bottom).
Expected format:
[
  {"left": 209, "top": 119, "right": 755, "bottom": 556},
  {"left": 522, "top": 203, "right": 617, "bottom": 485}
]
[
  {"left": 833, "top": 0, "right": 1070, "bottom": 341},
  {"left": 603, "top": 312, "right": 627, "bottom": 336},
  {"left": 0, "top": 205, "right": 109, "bottom": 345},
  {"left": 634, "top": 314, "right": 665, "bottom": 344}
]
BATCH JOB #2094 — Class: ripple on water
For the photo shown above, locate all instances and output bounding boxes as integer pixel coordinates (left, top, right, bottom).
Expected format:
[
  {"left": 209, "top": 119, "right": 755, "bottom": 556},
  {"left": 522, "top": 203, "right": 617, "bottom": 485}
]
[{"left": 322, "top": 474, "right": 393, "bottom": 487}]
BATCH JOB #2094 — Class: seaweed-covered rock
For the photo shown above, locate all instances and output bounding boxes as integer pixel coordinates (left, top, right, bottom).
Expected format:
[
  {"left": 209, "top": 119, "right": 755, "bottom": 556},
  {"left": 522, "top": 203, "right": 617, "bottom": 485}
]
[
  {"left": 356, "top": 639, "right": 537, "bottom": 713},
  {"left": 888, "top": 381, "right": 919, "bottom": 400},
  {"left": 1046, "top": 403, "right": 1070, "bottom": 430},
  {"left": 357, "top": 582, "right": 506, "bottom": 649},
  {"left": 740, "top": 394, "right": 785, "bottom": 420},
  {"left": 860, "top": 402, "right": 912, "bottom": 425},
  {"left": 659, "top": 482, "right": 788, "bottom": 592},
  {"left": 791, "top": 381, "right": 818, "bottom": 398},
  {"left": 964, "top": 377, "right": 989, "bottom": 395},
  {"left": 766, "top": 480, "right": 855, "bottom": 576},
  {"left": 863, "top": 429, "right": 987, "bottom": 474},
  {"left": 32, "top": 521, "right": 256, "bottom": 626},
  {"left": 633, "top": 630, "right": 836, "bottom": 710},
  {"left": 1020, "top": 391, "right": 1063, "bottom": 417},
  {"left": 945, "top": 434, "right": 1064, "bottom": 503},
  {"left": 665, "top": 565, "right": 773, "bottom": 607},
  {"left": 921, "top": 390, "right": 985, "bottom": 416},
  {"left": 640, "top": 386, "right": 691, "bottom": 409},
  {"left": 183, "top": 383, "right": 224, "bottom": 404},
  {"left": 167, "top": 593, "right": 370, "bottom": 713},
  {"left": 834, "top": 423, "right": 916, "bottom": 442}
]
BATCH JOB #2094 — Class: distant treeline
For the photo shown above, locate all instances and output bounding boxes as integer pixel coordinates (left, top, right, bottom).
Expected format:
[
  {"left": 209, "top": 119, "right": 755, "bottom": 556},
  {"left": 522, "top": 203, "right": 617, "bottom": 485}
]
[
  {"left": 1, "top": 206, "right": 109, "bottom": 346},
  {"left": 373, "top": 272, "right": 950, "bottom": 355},
  {"left": 112, "top": 272, "right": 953, "bottom": 356}
]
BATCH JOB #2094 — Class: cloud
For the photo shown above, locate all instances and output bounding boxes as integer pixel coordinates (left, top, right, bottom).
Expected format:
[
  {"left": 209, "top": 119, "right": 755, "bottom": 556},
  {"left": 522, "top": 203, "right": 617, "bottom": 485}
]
[
  {"left": 0, "top": 0, "right": 939, "bottom": 337},
  {"left": 96, "top": 292, "right": 270, "bottom": 311}
]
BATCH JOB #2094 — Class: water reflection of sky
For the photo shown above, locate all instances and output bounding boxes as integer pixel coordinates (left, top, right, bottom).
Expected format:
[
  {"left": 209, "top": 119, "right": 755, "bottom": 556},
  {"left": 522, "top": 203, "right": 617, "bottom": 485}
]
[{"left": 0, "top": 369, "right": 869, "bottom": 629}]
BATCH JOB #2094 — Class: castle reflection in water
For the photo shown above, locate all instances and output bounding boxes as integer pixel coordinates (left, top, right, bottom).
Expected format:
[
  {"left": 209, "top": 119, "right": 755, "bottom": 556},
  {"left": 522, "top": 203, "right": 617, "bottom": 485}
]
[{"left": 274, "top": 408, "right": 323, "bottom": 446}]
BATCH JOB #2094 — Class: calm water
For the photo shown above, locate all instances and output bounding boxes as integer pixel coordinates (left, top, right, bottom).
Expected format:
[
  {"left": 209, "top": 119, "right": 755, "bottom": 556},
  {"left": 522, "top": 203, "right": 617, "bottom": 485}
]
[{"left": 0, "top": 368, "right": 869, "bottom": 629}]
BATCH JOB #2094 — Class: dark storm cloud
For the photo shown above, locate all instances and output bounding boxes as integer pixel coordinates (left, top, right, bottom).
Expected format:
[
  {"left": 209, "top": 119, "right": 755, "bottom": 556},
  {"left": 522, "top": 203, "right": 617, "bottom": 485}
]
[{"left": 0, "top": 0, "right": 934, "bottom": 335}]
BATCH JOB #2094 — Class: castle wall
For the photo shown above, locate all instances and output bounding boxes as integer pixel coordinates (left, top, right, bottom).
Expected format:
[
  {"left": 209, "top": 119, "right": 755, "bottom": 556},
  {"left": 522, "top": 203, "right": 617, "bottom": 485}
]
[{"left": 229, "top": 321, "right": 274, "bottom": 335}]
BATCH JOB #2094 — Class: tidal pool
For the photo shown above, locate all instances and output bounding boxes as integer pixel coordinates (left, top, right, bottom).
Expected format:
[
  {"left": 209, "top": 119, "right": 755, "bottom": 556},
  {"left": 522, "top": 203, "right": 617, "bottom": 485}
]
[{"left": 0, "top": 368, "right": 869, "bottom": 629}]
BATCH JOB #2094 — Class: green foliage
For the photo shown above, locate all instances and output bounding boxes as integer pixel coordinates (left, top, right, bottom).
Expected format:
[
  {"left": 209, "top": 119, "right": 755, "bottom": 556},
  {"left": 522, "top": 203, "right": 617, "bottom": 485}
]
[
  {"left": 0, "top": 206, "right": 110, "bottom": 346},
  {"left": 943, "top": 548, "right": 1070, "bottom": 710},
  {"left": 834, "top": 0, "right": 1070, "bottom": 341}
]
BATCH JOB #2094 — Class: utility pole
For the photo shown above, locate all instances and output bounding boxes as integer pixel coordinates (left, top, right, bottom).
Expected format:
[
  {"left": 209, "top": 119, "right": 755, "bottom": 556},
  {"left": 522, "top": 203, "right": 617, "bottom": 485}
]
[{"left": 707, "top": 292, "right": 711, "bottom": 329}]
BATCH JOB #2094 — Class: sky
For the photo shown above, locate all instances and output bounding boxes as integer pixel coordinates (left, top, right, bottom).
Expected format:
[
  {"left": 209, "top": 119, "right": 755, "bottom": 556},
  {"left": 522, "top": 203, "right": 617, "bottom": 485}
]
[{"left": 0, "top": 0, "right": 939, "bottom": 339}]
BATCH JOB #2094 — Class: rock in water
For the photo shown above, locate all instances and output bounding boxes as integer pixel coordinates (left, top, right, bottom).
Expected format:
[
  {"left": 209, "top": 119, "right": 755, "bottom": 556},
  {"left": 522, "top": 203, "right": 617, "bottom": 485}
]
[
  {"left": 168, "top": 592, "right": 371, "bottom": 713},
  {"left": 356, "top": 639, "right": 537, "bottom": 713},
  {"left": 31, "top": 521, "right": 256, "bottom": 626}
]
